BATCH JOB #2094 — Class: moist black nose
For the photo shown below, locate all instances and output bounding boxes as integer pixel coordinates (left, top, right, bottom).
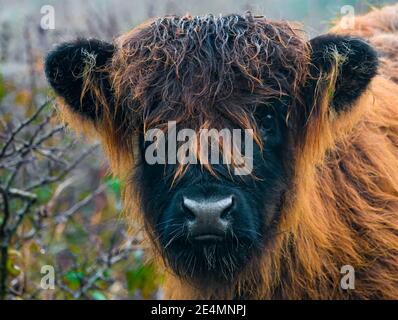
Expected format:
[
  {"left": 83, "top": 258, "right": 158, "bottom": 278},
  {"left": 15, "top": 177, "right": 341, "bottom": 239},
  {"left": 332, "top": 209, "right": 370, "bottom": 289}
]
[{"left": 182, "top": 195, "right": 233, "bottom": 240}]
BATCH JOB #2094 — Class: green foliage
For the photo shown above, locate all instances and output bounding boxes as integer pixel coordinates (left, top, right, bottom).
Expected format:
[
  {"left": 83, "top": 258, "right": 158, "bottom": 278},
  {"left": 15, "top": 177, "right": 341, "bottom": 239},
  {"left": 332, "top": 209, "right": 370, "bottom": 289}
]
[
  {"left": 126, "top": 263, "right": 161, "bottom": 299},
  {"left": 64, "top": 271, "right": 85, "bottom": 291},
  {"left": 0, "top": 72, "right": 6, "bottom": 103},
  {"left": 91, "top": 290, "right": 107, "bottom": 300},
  {"left": 106, "top": 176, "right": 121, "bottom": 197},
  {"left": 6, "top": 249, "right": 22, "bottom": 277},
  {"left": 36, "top": 185, "right": 53, "bottom": 204}
]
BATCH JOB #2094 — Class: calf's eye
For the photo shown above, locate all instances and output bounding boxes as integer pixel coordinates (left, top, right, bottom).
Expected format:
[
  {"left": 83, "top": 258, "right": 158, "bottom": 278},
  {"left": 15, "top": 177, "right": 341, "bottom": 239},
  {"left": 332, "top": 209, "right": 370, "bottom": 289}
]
[{"left": 259, "top": 114, "right": 274, "bottom": 136}]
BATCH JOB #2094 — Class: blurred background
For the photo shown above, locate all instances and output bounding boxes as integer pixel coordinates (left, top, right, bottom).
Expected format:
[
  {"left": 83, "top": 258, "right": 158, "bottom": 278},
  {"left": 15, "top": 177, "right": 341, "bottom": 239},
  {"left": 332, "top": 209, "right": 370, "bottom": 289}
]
[{"left": 0, "top": 0, "right": 396, "bottom": 300}]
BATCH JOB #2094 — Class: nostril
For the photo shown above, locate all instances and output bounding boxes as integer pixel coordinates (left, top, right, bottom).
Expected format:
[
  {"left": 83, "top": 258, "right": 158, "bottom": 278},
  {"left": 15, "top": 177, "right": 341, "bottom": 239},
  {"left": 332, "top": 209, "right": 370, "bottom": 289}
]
[
  {"left": 220, "top": 196, "right": 234, "bottom": 220},
  {"left": 182, "top": 203, "right": 196, "bottom": 221}
]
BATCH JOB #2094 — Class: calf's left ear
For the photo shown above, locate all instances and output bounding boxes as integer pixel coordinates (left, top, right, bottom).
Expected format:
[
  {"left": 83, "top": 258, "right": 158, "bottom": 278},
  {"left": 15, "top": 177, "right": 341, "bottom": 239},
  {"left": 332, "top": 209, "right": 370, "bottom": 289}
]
[{"left": 308, "top": 34, "right": 378, "bottom": 112}]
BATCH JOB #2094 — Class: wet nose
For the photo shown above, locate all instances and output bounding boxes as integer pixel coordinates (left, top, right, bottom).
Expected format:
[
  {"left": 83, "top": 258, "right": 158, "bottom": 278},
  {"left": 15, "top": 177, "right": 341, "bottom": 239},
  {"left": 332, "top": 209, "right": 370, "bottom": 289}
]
[{"left": 182, "top": 195, "right": 234, "bottom": 240}]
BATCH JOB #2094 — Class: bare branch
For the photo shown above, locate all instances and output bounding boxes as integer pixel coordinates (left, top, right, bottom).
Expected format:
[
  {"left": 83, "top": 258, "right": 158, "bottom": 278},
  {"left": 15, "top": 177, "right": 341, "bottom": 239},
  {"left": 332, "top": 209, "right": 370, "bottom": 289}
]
[
  {"left": 0, "top": 101, "right": 51, "bottom": 158},
  {"left": 7, "top": 188, "right": 37, "bottom": 201},
  {"left": 0, "top": 186, "right": 10, "bottom": 300},
  {"left": 26, "top": 144, "right": 99, "bottom": 191},
  {"left": 55, "top": 184, "right": 106, "bottom": 224}
]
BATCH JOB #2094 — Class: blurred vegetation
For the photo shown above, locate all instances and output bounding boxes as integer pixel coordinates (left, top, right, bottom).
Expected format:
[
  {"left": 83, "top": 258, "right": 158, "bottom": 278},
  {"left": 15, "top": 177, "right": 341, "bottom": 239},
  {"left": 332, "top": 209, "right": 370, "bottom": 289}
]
[
  {"left": 0, "top": 73, "right": 161, "bottom": 300},
  {"left": 0, "top": 0, "right": 395, "bottom": 300}
]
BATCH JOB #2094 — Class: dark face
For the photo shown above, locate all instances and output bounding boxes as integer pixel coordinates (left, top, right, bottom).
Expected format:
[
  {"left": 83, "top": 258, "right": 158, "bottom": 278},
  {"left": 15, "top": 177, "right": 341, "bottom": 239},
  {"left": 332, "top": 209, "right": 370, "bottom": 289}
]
[
  {"left": 44, "top": 14, "right": 307, "bottom": 286},
  {"left": 136, "top": 99, "right": 293, "bottom": 284}
]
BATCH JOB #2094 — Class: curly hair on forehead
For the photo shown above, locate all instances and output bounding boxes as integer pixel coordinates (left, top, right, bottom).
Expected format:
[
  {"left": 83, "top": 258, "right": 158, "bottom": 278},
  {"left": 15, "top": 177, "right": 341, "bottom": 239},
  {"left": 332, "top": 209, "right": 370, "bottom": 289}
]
[
  {"left": 76, "top": 13, "right": 312, "bottom": 179},
  {"left": 109, "top": 13, "right": 310, "bottom": 130}
]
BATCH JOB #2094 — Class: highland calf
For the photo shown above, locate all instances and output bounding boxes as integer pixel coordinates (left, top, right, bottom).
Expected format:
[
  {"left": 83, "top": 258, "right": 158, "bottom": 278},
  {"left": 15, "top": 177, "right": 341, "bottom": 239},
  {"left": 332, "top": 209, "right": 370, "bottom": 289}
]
[{"left": 45, "top": 5, "right": 398, "bottom": 299}]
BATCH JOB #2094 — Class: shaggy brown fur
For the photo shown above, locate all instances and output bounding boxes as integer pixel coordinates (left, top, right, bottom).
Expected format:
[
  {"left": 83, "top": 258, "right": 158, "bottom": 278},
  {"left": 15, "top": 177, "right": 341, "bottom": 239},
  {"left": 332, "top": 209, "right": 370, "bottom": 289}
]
[{"left": 53, "top": 7, "right": 398, "bottom": 299}]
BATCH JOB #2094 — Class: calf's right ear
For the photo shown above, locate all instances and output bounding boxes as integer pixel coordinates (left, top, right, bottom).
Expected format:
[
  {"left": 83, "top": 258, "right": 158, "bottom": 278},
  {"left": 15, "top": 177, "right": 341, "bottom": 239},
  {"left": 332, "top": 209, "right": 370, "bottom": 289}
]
[{"left": 45, "top": 39, "right": 115, "bottom": 121}]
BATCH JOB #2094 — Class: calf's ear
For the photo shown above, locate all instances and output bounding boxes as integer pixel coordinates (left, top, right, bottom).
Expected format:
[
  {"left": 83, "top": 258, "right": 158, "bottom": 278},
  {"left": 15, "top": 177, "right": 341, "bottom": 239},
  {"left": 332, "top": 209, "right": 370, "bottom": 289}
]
[
  {"left": 308, "top": 34, "right": 378, "bottom": 112},
  {"left": 45, "top": 39, "right": 115, "bottom": 121}
]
